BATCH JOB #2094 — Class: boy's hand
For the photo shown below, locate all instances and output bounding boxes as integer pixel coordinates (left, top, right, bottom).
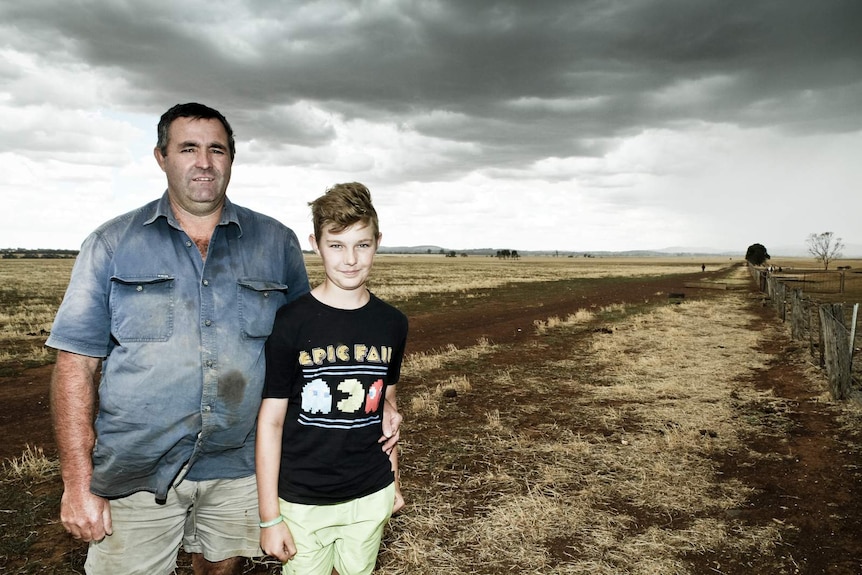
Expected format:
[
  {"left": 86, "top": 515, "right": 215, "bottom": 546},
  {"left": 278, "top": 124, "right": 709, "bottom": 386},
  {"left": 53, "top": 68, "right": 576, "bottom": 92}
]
[
  {"left": 392, "top": 486, "right": 406, "bottom": 514},
  {"left": 379, "top": 398, "right": 402, "bottom": 453},
  {"left": 260, "top": 522, "right": 297, "bottom": 563}
]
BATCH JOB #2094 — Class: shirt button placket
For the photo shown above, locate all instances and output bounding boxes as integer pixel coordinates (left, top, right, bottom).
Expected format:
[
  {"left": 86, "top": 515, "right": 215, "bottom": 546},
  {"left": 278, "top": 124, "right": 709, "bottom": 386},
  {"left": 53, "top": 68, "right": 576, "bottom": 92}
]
[{"left": 200, "top": 277, "right": 216, "bottom": 436}]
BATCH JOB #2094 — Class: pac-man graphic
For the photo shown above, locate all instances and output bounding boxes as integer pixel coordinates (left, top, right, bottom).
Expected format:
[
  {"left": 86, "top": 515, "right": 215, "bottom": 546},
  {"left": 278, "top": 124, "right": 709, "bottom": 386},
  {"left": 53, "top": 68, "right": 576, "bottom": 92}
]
[{"left": 336, "top": 378, "right": 364, "bottom": 413}]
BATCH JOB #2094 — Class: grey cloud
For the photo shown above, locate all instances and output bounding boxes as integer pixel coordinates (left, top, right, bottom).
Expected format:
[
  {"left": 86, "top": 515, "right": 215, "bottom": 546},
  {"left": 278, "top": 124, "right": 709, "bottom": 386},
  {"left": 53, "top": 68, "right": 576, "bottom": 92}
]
[{"left": 2, "top": 0, "right": 861, "bottom": 179}]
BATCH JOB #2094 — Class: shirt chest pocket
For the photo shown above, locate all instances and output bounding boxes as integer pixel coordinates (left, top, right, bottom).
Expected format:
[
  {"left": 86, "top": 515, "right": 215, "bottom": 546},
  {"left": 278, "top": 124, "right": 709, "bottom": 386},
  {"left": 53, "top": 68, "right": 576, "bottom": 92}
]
[
  {"left": 110, "top": 275, "right": 175, "bottom": 342},
  {"left": 237, "top": 279, "right": 289, "bottom": 338}
]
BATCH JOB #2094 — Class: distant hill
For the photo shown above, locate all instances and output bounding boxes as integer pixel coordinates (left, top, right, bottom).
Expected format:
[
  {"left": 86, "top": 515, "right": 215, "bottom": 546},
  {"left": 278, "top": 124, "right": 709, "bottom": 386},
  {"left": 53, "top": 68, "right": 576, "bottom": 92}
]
[
  {"left": 378, "top": 246, "right": 743, "bottom": 257},
  {"left": 1, "top": 248, "right": 78, "bottom": 259},
  {"left": 6, "top": 243, "right": 859, "bottom": 259},
  {"left": 379, "top": 245, "right": 449, "bottom": 254},
  {"left": 378, "top": 244, "right": 862, "bottom": 259}
]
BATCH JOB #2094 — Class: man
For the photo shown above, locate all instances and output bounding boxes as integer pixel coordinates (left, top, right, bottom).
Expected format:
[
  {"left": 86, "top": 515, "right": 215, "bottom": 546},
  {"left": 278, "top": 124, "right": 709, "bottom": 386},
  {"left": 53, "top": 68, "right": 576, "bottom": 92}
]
[{"left": 47, "top": 103, "right": 400, "bottom": 575}]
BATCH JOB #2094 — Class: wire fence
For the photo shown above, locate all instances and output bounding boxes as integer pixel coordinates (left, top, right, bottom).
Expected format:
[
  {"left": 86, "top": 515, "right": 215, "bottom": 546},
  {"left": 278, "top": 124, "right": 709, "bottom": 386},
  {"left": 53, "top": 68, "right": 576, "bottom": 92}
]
[
  {"left": 769, "top": 266, "right": 862, "bottom": 295},
  {"left": 750, "top": 264, "right": 860, "bottom": 399}
]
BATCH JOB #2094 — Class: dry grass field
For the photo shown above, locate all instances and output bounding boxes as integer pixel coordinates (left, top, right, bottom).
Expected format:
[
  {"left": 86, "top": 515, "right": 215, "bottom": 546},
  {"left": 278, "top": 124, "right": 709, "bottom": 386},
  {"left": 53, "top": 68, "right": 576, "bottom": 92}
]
[
  {"left": 2, "top": 255, "right": 862, "bottom": 574},
  {"left": 0, "top": 259, "right": 72, "bottom": 374}
]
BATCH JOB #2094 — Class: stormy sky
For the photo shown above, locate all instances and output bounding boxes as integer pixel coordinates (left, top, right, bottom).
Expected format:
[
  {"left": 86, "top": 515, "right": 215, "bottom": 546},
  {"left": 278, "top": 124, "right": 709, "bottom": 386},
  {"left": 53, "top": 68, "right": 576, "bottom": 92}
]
[{"left": 2, "top": 0, "right": 860, "bottom": 254}]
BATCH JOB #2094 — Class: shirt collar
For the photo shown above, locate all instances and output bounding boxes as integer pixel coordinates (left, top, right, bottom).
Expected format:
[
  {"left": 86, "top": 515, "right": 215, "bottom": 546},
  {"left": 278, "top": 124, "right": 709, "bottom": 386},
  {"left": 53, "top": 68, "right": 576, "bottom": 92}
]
[{"left": 144, "top": 191, "right": 242, "bottom": 236}]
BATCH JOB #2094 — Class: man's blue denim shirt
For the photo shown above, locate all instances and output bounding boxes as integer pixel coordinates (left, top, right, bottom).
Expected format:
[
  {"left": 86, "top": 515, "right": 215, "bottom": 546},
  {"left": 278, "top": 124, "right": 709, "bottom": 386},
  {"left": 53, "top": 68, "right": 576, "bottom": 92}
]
[{"left": 47, "top": 192, "right": 309, "bottom": 502}]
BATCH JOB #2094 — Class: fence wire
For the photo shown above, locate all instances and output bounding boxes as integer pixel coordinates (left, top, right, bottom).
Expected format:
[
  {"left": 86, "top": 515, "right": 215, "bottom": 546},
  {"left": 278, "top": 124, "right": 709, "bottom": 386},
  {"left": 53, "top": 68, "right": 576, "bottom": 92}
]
[{"left": 750, "top": 264, "right": 860, "bottom": 399}]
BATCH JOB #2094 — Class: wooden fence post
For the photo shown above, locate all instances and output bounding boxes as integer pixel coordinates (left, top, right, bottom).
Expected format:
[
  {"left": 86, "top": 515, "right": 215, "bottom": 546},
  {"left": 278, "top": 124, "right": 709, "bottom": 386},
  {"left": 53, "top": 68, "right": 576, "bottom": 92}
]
[
  {"left": 791, "top": 289, "right": 805, "bottom": 340},
  {"left": 777, "top": 282, "right": 786, "bottom": 321},
  {"left": 851, "top": 303, "right": 859, "bottom": 374},
  {"left": 808, "top": 298, "right": 816, "bottom": 359},
  {"left": 818, "top": 303, "right": 826, "bottom": 367},
  {"left": 819, "top": 303, "right": 852, "bottom": 400}
]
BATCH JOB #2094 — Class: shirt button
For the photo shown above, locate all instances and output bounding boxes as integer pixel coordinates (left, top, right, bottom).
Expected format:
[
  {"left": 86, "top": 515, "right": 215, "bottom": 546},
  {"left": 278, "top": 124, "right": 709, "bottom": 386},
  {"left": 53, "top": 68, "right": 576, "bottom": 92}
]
[
  {"left": 203, "top": 405, "right": 212, "bottom": 412},
  {"left": 186, "top": 241, "right": 193, "bottom": 248},
  {"left": 205, "top": 320, "right": 212, "bottom": 326},
  {"left": 202, "top": 279, "right": 209, "bottom": 286},
  {"left": 205, "top": 360, "right": 213, "bottom": 368},
  {"left": 136, "top": 285, "right": 143, "bottom": 292}
]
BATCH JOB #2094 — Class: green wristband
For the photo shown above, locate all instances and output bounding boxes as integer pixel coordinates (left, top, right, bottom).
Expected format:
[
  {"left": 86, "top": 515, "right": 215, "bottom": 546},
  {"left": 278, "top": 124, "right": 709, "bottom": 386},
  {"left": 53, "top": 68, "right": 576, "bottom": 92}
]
[{"left": 258, "top": 515, "right": 284, "bottom": 528}]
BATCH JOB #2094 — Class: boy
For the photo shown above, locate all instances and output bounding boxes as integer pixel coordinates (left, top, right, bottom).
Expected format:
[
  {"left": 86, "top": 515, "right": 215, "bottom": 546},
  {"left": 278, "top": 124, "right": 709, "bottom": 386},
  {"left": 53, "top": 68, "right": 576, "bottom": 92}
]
[{"left": 256, "top": 182, "right": 408, "bottom": 575}]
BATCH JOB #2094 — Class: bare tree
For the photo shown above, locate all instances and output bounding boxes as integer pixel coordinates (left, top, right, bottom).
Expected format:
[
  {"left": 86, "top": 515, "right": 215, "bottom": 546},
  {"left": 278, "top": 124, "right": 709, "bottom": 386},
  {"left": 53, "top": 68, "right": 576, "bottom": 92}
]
[{"left": 806, "top": 232, "right": 844, "bottom": 270}]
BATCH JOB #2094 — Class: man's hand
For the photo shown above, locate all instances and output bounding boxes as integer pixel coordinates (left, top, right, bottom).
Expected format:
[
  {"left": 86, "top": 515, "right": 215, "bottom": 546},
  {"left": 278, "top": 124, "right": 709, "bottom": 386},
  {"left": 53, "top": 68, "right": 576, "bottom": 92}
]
[{"left": 61, "top": 486, "right": 112, "bottom": 542}]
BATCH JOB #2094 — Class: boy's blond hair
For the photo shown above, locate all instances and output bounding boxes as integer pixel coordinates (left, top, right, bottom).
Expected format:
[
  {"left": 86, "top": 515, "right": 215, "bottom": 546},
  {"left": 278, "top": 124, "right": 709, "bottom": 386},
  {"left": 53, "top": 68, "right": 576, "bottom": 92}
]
[{"left": 309, "top": 182, "right": 380, "bottom": 242}]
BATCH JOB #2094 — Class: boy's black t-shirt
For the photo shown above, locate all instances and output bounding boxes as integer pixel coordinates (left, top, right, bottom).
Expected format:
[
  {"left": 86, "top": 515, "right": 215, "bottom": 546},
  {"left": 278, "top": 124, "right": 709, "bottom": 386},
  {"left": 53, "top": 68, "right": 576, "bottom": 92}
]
[{"left": 263, "top": 292, "right": 408, "bottom": 505}]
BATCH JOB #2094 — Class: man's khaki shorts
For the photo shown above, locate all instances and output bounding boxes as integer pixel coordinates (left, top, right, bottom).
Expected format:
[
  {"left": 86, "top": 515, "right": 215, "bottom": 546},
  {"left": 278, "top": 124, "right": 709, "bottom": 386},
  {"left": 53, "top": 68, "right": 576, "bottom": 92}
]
[{"left": 84, "top": 474, "right": 261, "bottom": 575}]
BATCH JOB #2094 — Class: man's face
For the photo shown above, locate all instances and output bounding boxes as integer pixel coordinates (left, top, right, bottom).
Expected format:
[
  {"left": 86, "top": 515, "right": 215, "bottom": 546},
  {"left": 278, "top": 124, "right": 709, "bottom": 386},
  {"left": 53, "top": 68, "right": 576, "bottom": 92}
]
[{"left": 154, "top": 117, "right": 233, "bottom": 217}]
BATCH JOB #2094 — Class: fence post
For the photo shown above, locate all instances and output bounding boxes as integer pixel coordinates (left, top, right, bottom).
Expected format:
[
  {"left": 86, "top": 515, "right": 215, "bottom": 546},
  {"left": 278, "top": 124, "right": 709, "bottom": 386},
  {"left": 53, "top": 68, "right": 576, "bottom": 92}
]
[
  {"left": 851, "top": 303, "right": 859, "bottom": 373},
  {"left": 791, "top": 289, "right": 804, "bottom": 340},
  {"left": 777, "top": 282, "right": 786, "bottom": 321},
  {"left": 818, "top": 303, "right": 826, "bottom": 367},
  {"left": 819, "top": 303, "right": 852, "bottom": 400}
]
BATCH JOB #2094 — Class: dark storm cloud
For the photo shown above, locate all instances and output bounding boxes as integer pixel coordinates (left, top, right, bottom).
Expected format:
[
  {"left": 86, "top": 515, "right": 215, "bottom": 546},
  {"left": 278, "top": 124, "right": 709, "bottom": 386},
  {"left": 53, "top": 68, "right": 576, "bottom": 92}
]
[{"left": 2, "top": 0, "right": 861, "bottom": 175}]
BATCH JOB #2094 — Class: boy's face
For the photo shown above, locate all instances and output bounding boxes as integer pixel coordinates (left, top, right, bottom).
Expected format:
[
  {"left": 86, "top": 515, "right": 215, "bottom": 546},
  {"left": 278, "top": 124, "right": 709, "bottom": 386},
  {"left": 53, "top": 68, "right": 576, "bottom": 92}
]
[{"left": 311, "top": 222, "right": 380, "bottom": 294}]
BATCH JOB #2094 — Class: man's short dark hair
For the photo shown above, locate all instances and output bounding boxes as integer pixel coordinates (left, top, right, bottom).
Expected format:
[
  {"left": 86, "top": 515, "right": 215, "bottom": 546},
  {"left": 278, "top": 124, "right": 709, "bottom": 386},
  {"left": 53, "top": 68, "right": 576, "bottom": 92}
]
[{"left": 157, "top": 103, "right": 236, "bottom": 159}]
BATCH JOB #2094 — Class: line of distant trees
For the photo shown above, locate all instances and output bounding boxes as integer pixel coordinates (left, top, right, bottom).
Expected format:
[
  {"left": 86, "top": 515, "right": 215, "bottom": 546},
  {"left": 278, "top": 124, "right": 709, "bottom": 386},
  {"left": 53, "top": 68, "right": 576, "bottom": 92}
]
[{"left": 2, "top": 249, "right": 79, "bottom": 259}]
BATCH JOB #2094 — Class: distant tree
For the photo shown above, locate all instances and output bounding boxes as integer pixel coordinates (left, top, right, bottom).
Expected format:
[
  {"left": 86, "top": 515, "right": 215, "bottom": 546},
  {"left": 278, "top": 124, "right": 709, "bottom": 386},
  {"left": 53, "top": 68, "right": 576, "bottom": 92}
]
[
  {"left": 806, "top": 232, "right": 844, "bottom": 270},
  {"left": 745, "top": 243, "right": 770, "bottom": 266}
]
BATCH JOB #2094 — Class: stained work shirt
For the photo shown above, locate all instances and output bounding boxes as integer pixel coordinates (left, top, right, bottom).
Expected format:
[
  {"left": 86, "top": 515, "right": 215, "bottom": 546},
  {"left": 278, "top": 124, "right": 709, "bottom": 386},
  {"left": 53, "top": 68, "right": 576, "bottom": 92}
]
[{"left": 46, "top": 192, "right": 309, "bottom": 501}]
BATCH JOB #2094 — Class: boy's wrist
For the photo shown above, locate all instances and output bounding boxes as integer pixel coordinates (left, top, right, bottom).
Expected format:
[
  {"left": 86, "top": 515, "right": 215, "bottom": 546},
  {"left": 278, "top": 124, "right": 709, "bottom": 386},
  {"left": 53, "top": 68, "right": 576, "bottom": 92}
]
[{"left": 259, "top": 515, "right": 285, "bottom": 528}]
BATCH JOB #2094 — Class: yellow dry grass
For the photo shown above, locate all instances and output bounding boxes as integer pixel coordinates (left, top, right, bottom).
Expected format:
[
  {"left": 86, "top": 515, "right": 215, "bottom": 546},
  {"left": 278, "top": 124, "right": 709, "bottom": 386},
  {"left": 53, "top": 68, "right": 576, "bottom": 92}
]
[
  {"left": 0, "top": 259, "right": 72, "bottom": 368},
  {"left": 2, "top": 444, "right": 59, "bottom": 482},
  {"left": 0, "top": 255, "right": 723, "bottom": 370},
  {"left": 381, "top": 265, "right": 826, "bottom": 574},
  {"left": 306, "top": 254, "right": 733, "bottom": 302},
  {"left": 3, "top": 256, "right": 848, "bottom": 573}
]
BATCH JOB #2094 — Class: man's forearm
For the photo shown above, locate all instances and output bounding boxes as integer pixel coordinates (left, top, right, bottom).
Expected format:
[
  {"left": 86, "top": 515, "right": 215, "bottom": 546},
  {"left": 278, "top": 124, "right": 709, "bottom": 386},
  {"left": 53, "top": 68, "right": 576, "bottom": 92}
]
[{"left": 50, "top": 351, "right": 100, "bottom": 488}]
